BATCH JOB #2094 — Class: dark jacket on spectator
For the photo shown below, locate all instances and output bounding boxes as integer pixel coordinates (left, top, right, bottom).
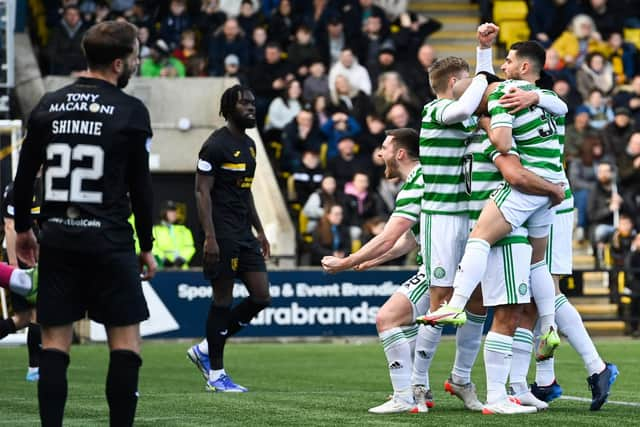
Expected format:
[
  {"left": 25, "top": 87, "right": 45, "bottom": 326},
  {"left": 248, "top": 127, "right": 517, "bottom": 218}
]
[
  {"left": 326, "top": 153, "right": 369, "bottom": 191},
  {"left": 603, "top": 120, "right": 635, "bottom": 159},
  {"left": 159, "top": 11, "right": 192, "bottom": 49},
  {"left": 249, "top": 59, "right": 292, "bottom": 100},
  {"left": 282, "top": 119, "right": 325, "bottom": 160},
  {"left": 342, "top": 186, "right": 385, "bottom": 229},
  {"left": 47, "top": 20, "right": 86, "bottom": 75},
  {"left": 208, "top": 31, "right": 250, "bottom": 76}
]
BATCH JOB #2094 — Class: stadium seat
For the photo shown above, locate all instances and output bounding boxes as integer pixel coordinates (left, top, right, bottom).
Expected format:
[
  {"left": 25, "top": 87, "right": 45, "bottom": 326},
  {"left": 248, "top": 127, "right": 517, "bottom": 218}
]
[
  {"left": 498, "top": 21, "right": 531, "bottom": 49},
  {"left": 492, "top": 1, "right": 528, "bottom": 24},
  {"left": 624, "top": 28, "right": 640, "bottom": 49}
]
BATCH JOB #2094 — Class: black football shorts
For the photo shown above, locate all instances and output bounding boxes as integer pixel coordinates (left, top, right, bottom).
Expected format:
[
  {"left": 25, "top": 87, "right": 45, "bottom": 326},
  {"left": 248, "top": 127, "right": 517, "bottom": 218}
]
[
  {"left": 204, "top": 238, "right": 267, "bottom": 280},
  {"left": 37, "top": 245, "right": 149, "bottom": 327}
]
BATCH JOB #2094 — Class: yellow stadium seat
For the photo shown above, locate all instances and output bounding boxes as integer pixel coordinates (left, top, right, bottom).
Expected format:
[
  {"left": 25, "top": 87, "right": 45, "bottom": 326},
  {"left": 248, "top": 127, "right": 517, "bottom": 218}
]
[
  {"left": 493, "top": 1, "right": 528, "bottom": 24},
  {"left": 499, "top": 21, "right": 531, "bottom": 49},
  {"left": 299, "top": 211, "right": 309, "bottom": 235},
  {"left": 624, "top": 28, "right": 640, "bottom": 49}
]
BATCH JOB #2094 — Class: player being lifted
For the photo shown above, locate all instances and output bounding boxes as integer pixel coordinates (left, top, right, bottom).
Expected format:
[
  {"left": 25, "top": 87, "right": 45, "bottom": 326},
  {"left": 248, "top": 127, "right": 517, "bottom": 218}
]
[
  {"left": 425, "top": 42, "right": 567, "bottom": 367},
  {"left": 450, "top": 71, "right": 568, "bottom": 412},
  {"left": 322, "top": 128, "right": 430, "bottom": 413}
]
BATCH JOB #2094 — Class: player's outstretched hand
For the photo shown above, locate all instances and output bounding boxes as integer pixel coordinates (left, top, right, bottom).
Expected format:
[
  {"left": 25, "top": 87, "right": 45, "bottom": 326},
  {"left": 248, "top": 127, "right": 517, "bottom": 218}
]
[
  {"left": 16, "top": 230, "right": 38, "bottom": 267},
  {"left": 477, "top": 22, "right": 499, "bottom": 48},
  {"left": 139, "top": 251, "right": 157, "bottom": 280},
  {"left": 321, "top": 256, "right": 347, "bottom": 274},
  {"left": 257, "top": 232, "right": 271, "bottom": 260},
  {"left": 499, "top": 87, "right": 538, "bottom": 114}
]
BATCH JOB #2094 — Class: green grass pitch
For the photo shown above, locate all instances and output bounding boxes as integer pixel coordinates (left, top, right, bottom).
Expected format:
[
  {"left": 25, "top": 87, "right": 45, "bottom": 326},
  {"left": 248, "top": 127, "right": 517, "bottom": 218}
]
[{"left": 2, "top": 338, "right": 640, "bottom": 426}]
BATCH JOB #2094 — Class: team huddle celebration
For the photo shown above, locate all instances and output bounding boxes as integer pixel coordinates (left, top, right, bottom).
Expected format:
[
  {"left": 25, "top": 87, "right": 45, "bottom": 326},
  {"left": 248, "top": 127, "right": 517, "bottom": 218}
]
[{"left": 3, "top": 0, "right": 639, "bottom": 425}]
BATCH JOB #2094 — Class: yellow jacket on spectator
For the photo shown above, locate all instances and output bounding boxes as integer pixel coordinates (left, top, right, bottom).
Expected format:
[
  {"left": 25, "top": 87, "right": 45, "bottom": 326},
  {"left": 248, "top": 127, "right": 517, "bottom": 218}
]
[
  {"left": 152, "top": 222, "right": 196, "bottom": 269},
  {"left": 551, "top": 31, "right": 607, "bottom": 66}
]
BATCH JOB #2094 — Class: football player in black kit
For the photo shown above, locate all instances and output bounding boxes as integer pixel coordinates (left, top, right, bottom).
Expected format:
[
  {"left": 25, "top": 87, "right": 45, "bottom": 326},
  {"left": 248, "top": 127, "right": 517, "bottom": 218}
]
[
  {"left": 187, "top": 85, "right": 271, "bottom": 392},
  {"left": 12, "top": 21, "right": 156, "bottom": 427}
]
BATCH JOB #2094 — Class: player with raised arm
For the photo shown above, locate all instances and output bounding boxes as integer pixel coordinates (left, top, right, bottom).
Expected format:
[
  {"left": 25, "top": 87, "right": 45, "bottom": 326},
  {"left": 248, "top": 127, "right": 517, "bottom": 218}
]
[
  {"left": 188, "top": 85, "right": 271, "bottom": 393},
  {"left": 425, "top": 41, "right": 567, "bottom": 364},
  {"left": 13, "top": 21, "right": 156, "bottom": 427},
  {"left": 322, "top": 128, "right": 429, "bottom": 413}
]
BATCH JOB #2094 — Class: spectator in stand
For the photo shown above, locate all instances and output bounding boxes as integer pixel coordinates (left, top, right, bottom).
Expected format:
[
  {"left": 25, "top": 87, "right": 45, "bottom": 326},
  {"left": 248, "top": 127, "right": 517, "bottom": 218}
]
[
  {"left": 343, "top": 171, "right": 385, "bottom": 241},
  {"left": 553, "top": 78, "right": 583, "bottom": 122},
  {"left": 265, "top": 79, "right": 303, "bottom": 140},
  {"left": 372, "top": 72, "right": 421, "bottom": 119},
  {"left": 584, "top": 0, "right": 623, "bottom": 40},
  {"left": 321, "top": 112, "right": 362, "bottom": 161},
  {"left": 605, "top": 32, "right": 638, "bottom": 84},
  {"left": 282, "top": 108, "right": 325, "bottom": 160},
  {"left": 385, "top": 102, "right": 418, "bottom": 130},
  {"left": 316, "top": 15, "right": 347, "bottom": 67},
  {"left": 352, "top": 15, "right": 393, "bottom": 72},
  {"left": 141, "top": 39, "right": 186, "bottom": 77},
  {"left": 577, "top": 52, "right": 616, "bottom": 100},
  {"left": 222, "top": 54, "right": 248, "bottom": 84},
  {"left": 129, "top": 0, "right": 153, "bottom": 28},
  {"left": 291, "top": 149, "right": 324, "bottom": 206},
  {"left": 79, "top": 0, "right": 97, "bottom": 26},
  {"left": 303, "top": 175, "right": 340, "bottom": 233},
  {"left": 186, "top": 55, "right": 208, "bottom": 77},
  {"left": 305, "top": 0, "right": 336, "bottom": 38},
  {"left": 195, "top": 0, "right": 227, "bottom": 43},
  {"left": 588, "top": 162, "right": 632, "bottom": 265},
  {"left": 152, "top": 201, "right": 195, "bottom": 270},
  {"left": 404, "top": 44, "right": 437, "bottom": 106},
  {"left": 368, "top": 43, "right": 402, "bottom": 91},
  {"left": 391, "top": 12, "right": 441, "bottom": 65},
  {"left": 326, "top": 136, "right": 369, "bottom": 191},
  {"left": 47, "top": 5, "right": 86, "bottom": 75},
  {"left": 528, "top": 0, "right": 580, "bottom": 47},
  {"left": 570, "top": 134, "right": 613, "bottom": 240},
  {"left": 614, "top": 75, "right": 640, "bottom": 128},
  {"left": 617, "top": 132, "right": 640, "bottom": 210},
  {"left": 310, "top": 204, "right": 351, "bottom": 265},
  {"left": 328, "top": 47, "right": 372, "bottom": 97},
  {"left": 313, "top": 94, "right": 330, "bottom": 128},
  {"left": 581, "top": 89, "right": 614, "bottom": 130},
  {"left": 287, "top": 25, "right": 321, "bottom": 80},
  {"left": 110, "top": 0, "right": 134, "bottom": 13},
  {"left": 565, "top": 107, "right": 597, "bottom": 162},
  {"left": 303, "top": 58, "right": 329, "bottom": 102},
  {"left": 544, "top": 47, "right": 575, "bottom": 85},
  {"left": 552, "top": 14, "right": 607, "bottom": 68},
  {"left": 249, "top": 42, "right": 294, "bottom": 132},
  {"left": 208, "top": 18, "right": 249, "bottom": 76},
  {"left": 172, "top": 29, "right": 198, "bottom": 66},
  {"left": 137, "top": 25, "right": 152, "bottom": 61},
  {"left": 603, "top": 107, "right": 636, "bottom": 158},
  {"left": 609, "top": 213, "right": 637, "bottom": 268},
  {"left": 159, "top": 0, "right": 192, "bottom": 50},
  {"left": 624, "top": 233, "right": 640, "bottom": 337},
  {"left": 249, "top": 26, "right": 267, "bottom": 66},
  {"left": 268, "top": 0, "right": 297, "bottom": 50},
  {"left": 218, "top": 0, "right": 259, "bottom": 17},
  {"left": 328, "top": 74, "right": 374, "bottom": 125},
  {"left": 357, "top": 114, "right": 386, "bottom": 158},
  {"left": 343, "top": 0, "right": 389, "bottom": 38},
  {"left": 237, "top": 0, "right": 262, "bottom": 37}
]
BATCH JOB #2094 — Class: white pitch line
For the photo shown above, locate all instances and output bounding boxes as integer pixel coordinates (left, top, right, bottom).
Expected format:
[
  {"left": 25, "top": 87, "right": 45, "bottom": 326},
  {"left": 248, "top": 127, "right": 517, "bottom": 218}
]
[{"left": 561, "top": 395, "right": 640, "bottom": 407}]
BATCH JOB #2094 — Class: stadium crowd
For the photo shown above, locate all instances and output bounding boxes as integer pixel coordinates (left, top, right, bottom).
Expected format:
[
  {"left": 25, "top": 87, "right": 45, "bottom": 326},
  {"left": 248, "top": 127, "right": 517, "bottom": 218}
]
[{"left": 28, "top": 0, "right": 640, "bottom": 275}]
